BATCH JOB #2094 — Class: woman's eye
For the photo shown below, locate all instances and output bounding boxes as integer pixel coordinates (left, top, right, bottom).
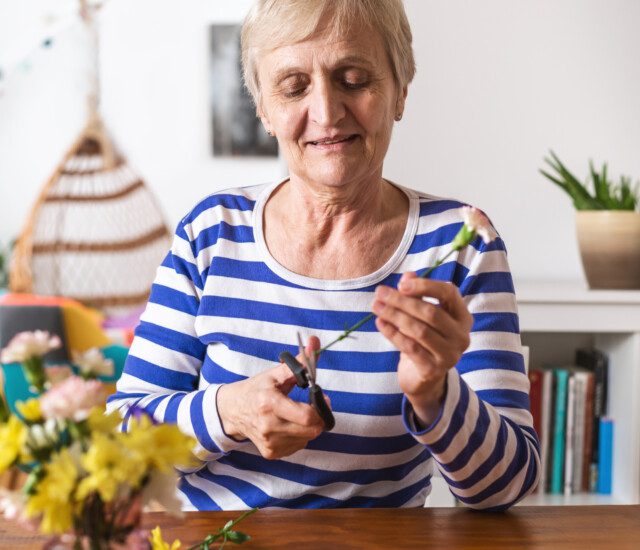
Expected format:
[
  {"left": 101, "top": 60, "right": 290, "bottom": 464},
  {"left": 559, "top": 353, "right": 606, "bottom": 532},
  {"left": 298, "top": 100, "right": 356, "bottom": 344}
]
[
  {"left": 342, "top": 80, "right": 367, "bottom": 90},
  {"left": 283, "top": 87, "right": 306, "bottom": 98}
]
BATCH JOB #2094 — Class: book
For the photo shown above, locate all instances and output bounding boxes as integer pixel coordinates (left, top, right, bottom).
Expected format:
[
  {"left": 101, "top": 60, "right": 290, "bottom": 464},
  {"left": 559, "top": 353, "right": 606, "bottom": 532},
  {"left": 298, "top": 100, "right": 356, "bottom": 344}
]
[
  {"left": 539, "top": 369, "right": 554, "bottom": 493},
  {"left": 551, "top": 368, "right": 569, "bottom": 494},
  {"left": 571, "top": 372, "right": 589, "bottom": 493},
  {"left": 563, "top": 374, "right": 576, "bottom": 496},
  {"left": 575, "top": 348, "right": 609, "bottom": 491},
  {"left": 528, "top": 369, "right": 543, "bottom": 441},
  {"left": 581, "top": 372, "right": 596, "bottom": 491},
  {"left": 597, "top": 417, "right": 614, "bottom": 494}
]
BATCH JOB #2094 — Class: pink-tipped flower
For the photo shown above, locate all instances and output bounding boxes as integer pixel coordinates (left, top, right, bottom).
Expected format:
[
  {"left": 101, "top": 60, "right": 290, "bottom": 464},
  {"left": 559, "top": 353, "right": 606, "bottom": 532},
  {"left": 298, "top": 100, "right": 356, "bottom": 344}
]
[
  {"left": 40, "top": 376, "right": 105, "bottom": 422},
  {"left": 0, "top": 331, "right": 62, "bottom": 363},
  {"left": 46, "top": 365, "right": 74, "bottom": 386},
  {"left": 461, "top": 206, "right": 494, "bottom": 244},
  {"left": 72, "top": 348, "right": 114, "bottom": 378}
]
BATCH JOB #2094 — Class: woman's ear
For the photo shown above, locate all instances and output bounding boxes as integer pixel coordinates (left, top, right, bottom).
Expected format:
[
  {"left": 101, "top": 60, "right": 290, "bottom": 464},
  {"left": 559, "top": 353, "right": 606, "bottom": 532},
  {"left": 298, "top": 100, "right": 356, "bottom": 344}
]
[
  {"left": 257, "top": 102, "right": 274, "bottom": 137},
  {"left": 395, "top": 85, "right": 408, "bottom": 121}
]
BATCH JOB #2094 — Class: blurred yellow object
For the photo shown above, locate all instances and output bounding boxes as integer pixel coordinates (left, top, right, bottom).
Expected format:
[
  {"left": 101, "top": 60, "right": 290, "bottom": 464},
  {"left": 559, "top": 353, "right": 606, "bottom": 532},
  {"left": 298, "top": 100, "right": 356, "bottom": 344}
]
[{"left": 60, "top": 303, "right": 109, "bottom": 352}]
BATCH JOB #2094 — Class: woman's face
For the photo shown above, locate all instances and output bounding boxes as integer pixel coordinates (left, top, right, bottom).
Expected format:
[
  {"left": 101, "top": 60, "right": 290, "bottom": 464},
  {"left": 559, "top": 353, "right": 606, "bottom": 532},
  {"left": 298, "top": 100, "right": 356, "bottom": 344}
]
[{"left": 256, "top": 24, "right": 406, "bottom": 191}]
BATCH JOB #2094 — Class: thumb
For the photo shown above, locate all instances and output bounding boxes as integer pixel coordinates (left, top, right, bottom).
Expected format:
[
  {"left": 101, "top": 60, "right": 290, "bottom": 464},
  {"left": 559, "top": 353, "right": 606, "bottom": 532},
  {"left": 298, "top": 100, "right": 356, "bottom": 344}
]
[{"left": 305, "top": 335, "right": 321, "bottom": 357}]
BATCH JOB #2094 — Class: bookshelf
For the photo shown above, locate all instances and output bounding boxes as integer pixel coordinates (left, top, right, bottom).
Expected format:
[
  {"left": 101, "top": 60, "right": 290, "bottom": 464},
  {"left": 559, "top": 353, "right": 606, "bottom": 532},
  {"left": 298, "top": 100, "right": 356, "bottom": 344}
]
[
  {"left": 427, "top": 281, "right": 640, "bottom": 508},
  {"left": 517, "top": 281, "right": 640, "bottom": 506}
]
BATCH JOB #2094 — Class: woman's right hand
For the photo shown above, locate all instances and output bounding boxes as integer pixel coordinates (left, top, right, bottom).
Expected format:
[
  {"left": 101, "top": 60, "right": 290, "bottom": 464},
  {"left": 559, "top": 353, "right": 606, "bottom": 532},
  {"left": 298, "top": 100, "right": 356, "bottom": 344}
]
[{"left": 215, "top": 339, "right": 327, "bottom": 460}]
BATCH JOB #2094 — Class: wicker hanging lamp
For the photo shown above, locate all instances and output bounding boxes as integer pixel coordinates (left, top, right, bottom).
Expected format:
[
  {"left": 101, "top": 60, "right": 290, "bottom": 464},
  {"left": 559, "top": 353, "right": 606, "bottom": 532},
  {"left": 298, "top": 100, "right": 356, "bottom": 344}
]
[{"left": 9, "top": 1, "right": 170, "bottom": 316}]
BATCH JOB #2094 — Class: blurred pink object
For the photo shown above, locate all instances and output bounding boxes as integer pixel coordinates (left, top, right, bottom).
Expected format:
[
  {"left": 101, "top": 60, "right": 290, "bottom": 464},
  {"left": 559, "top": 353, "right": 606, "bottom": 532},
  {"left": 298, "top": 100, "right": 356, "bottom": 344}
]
[
  {"left": 40, "top": 376, "right": 105, "bottom": 421},
  {"left": 1, "top": 331, "right": 62, "bottom": 363},
  {"left": 46, "top": 365, "right": 73, "bottom": 385}
]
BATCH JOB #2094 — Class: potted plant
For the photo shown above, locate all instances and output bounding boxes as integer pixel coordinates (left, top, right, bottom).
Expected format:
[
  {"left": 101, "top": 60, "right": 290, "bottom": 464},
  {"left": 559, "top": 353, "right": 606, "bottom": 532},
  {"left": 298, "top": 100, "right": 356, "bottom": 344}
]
[{"left": 540, "top": 151, "right": 640, "bottom": 289}]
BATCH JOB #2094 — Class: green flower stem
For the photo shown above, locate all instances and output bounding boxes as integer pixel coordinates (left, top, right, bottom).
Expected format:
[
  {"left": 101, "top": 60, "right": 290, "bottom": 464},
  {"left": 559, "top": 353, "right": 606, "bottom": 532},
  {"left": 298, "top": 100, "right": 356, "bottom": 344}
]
[
  {"left": 0, "top": 393, "right": 9, "bottom": 423},
  {"left": 23, "top": 356, "right": 47, "bottom": 394},
  {"left": 315, "top": 246, "right": 461, "bottom": 356},
  {"left": 187, "top": 508, "right": 257, "bottom": 550}
]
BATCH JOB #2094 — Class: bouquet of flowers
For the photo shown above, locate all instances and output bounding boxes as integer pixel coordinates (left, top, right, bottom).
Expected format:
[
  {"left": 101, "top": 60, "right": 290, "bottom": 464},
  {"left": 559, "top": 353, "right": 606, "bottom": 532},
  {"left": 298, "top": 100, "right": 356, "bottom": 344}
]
[{"left": 0, "top": 335, "right": 196, "bottom": 549}]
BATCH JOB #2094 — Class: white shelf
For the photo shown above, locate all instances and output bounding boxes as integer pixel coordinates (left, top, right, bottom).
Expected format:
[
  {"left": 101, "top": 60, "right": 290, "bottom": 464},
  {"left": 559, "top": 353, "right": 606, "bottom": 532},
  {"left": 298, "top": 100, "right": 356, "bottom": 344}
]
[
  {"left": 516, "top": 280, "right": 640, "bottom": 332},
  {"left": 515, "top": 280, "right": 640, "bottom": 506}
]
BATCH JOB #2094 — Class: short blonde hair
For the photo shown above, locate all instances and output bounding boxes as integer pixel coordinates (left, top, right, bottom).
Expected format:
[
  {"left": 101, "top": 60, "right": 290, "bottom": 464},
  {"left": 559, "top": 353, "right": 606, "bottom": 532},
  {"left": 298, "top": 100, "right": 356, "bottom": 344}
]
[{"left": 241, "top": 0, "right": 416, "bottom": 106}]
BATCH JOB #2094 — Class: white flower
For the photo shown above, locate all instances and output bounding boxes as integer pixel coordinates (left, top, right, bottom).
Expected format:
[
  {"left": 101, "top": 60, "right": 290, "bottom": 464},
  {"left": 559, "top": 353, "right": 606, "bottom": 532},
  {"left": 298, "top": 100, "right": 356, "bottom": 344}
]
[
  {"left": 0, "top": 331, "right": 62, "bottom": 363},
  {"left": 0, "top": 489, "right": 26, "bottom": 521},
  {"left": 142, "top": 470, "right": 185, "bottom": 518},
  {"left": 72, "top": 348, "right": 114, "bottom": 378},
  {"left": 25, "top": 418, "right": 61, "bottom": 451},
  {"left": 461, "top": 206, "right": 494, "bottom": 244},
  {"left": 39, "top": 376, "right": 105, "bottom": 421}
]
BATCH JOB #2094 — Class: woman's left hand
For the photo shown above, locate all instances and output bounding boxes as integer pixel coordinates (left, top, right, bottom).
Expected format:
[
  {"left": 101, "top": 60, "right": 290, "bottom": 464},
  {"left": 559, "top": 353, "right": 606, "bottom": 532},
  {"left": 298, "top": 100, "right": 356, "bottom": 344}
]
[{"left": 372, "top": 272, "right": 474, "bottom": 427}]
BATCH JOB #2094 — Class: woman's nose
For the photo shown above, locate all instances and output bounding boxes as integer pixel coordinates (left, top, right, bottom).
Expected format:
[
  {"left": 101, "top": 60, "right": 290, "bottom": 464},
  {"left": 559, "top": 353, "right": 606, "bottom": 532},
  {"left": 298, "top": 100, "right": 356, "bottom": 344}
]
[{"left": 308, "top": 80, "right": 345, "bottom": 127}]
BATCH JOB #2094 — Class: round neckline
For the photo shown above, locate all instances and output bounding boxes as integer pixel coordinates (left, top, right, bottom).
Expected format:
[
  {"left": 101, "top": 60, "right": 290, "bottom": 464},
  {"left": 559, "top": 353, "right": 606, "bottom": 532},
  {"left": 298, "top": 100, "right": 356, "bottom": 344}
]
[{"left": 252, "top": 178, "right": 420, "bottom": 290}]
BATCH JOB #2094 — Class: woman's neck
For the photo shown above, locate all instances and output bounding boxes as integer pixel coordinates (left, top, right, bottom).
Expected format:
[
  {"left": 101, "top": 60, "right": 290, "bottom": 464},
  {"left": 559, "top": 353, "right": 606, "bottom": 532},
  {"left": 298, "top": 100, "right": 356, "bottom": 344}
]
[
  {"left": 273, "top": 174, "right": 403, "bottom": 244},
  {"left": 263, "top": 175, "right": 409, "bottom": 280}
]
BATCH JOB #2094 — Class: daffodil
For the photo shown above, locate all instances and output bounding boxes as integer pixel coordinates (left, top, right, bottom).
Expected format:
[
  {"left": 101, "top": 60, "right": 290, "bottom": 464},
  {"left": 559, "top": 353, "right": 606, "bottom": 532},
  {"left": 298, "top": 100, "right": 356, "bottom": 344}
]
[
  {"left": 76, "top": 432, "right": 145, "bottom": 502},
  {"left": 126, "top": 417, "right": 196, "bottom": 472},
  {"left": 25, "top": 449, "right": 77, "bottom": 534},
  {"left": 0, "top": 416, "right": 27, "bottom": 473},
  {"left": 16, "top": 398, "right": 42, "bottom": 423},
  {"left": 149, "top": 526, "right": 181, "bottom": 550},
  {"left": 87, "top": 407, "right": 121, "bottom": 434}
]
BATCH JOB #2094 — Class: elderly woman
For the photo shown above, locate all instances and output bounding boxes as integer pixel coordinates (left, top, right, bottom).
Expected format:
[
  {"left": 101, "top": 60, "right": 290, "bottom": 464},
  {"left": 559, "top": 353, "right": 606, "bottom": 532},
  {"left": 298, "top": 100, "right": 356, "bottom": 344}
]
[{"left": 108, "top": 0, "right": 539, "bottom": 511}]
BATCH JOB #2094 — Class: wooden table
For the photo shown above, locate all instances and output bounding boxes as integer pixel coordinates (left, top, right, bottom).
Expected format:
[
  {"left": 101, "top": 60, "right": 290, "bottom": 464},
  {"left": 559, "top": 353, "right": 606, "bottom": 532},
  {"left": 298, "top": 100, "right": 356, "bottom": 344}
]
[{"left": 1, "top": 506, "right": 639, "bottom": 549}]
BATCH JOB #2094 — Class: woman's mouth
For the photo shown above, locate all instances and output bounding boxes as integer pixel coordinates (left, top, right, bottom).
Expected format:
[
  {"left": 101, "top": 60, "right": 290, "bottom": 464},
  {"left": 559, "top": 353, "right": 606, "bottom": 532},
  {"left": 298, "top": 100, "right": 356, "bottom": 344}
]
[{"left": 308, "top": 135, "right": 358, "bottom": 147}]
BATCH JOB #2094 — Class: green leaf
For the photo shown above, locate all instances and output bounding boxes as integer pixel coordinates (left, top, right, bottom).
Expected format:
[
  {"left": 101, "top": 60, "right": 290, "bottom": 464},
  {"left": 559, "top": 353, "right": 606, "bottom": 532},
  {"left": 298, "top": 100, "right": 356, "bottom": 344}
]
[
  {"left": 541, "top": 151, "right": 601, "bottom": 210},
  {"left": 226, "top": 530, "right": 251, "bottom": 544},
  {"left": 223, "top": 520, "right": 233, "bottom": 530}
]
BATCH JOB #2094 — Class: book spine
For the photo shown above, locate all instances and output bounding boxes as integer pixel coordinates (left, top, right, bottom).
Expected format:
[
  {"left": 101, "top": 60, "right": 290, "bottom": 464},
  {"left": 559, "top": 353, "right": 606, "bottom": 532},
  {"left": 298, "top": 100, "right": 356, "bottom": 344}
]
[
  {"left": 597, "top": 417, "right": 614, "bottom": 494},
  {"left": 551, "top": 369, "right": 569, "bottom": 494},
  {"left": 571, "top": 375, "right": 586, "bottom": 494},
  {"left": 528, "top": 370, "right": 543, "bottom": 442},
  {"left": 564, "top": 375, "right": 576, "bottom": 496},
  {"left": 540, "top": 369, "right": 554, "bottom": 493},
  {"left": 582, "top": 373, "right": 595, "bottom": 492}
]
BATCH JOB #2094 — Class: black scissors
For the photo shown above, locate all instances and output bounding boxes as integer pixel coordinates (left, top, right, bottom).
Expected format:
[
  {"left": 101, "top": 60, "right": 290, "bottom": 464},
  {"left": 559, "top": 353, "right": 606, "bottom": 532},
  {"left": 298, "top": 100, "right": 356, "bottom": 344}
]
[{"left": 278, "top": 333, "right": 335, "bottom": 431}]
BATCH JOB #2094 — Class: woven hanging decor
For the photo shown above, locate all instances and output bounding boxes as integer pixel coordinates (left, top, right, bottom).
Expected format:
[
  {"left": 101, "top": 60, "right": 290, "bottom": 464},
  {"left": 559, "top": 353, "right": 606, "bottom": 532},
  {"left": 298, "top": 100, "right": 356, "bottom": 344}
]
[{"left": 9, "top": 114, "right": 171, "bottom": 316}]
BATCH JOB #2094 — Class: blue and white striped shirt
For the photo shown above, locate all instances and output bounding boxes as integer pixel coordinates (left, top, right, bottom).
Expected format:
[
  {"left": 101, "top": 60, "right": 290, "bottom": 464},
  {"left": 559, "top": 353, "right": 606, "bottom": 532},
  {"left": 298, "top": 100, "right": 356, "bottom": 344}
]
[{"left": 107, "top": 180, "right": 540, "bottom": 511}]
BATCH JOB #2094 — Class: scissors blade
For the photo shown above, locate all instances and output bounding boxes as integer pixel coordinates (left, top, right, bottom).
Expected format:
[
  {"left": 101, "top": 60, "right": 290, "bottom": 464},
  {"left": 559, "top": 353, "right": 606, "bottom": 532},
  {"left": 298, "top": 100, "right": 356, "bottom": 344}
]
[
  {"left": 308, "top": 347, "right": 317, "bottom": 383},
  {"left": 296, "top": 332, "right": 312, "bottom": 379}
]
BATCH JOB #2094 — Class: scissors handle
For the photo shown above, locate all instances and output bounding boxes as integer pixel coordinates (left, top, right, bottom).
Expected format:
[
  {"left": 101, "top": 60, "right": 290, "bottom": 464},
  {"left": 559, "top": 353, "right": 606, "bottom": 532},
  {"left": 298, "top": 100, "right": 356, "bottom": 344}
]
[
  {"left": 309, "top": 384, "right": 335, "bottom": 431},
  {"left": 279, "top": 351, "right": 309, "bottom": 388}
]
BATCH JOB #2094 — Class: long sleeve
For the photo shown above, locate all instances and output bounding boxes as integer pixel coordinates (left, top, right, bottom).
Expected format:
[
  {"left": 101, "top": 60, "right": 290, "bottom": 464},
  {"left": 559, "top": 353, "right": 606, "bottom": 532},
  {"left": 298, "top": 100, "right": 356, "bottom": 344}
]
[
  {"left": 402, "top": 233, "right": 540, "bottom": 511},
  {"left": 106, "top": 218, "right": 246, "bottom": 468}
]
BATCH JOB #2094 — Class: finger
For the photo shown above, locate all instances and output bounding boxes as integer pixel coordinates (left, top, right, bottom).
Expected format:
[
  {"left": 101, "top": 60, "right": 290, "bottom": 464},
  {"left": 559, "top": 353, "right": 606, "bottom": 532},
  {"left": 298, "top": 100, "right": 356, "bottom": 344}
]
[
  {"left": 271, "top": 391, "right": 324, "bottom": 428},
  {"left": 267, "top": 416, "right": 323, "bottom": 441},
  {"left": 375, "top": 317, "right": 434, "bottom": 365},
  {"left": 270, "top": 362, "right": 299, "bottom": 394},
  {"left": 373, "top": 288, "right": 459, "bottom": 341},
  {"left": 373, "top": 301, "right": 462, "bottom": 363},
  {"left": 373, "top": 298, "right": 468, "bottom": 357},
  {"left": 397, "top": 275, "right": 472, "bottom": 325},
  {"left": 306, "top": 335, "right": 321, "bottom": 356}
]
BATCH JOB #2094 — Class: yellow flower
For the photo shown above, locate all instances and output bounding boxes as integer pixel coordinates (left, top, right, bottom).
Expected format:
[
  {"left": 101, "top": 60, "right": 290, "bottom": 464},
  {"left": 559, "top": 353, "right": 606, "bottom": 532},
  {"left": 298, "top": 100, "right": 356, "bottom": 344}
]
[
  {"left": 25, "top": 449, "right": 78, "bottom": 534},
  {"left": 87, "top": 407, "right": 121, "bottom": 434},
  {"left": 149, "top": 526, "right": 181, "bottom": 550},
  {"left": 0, "top": 416, "right": 27, "bottom": 473},
  {"left": 16, "top": 398, "right": 42, "bottom": 422},
  {"left": 76, "top": 432, "right": 145, "bottom": 503},
  {"left": 124, "top": 417, "right": 196, "bottom": 472}
]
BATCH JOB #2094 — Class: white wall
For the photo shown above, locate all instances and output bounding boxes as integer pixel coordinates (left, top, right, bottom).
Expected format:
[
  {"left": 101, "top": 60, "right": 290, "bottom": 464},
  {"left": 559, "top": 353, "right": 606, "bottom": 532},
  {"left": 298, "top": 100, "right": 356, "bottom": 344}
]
[{"left": 1, "top": 0, "right": 639, "bottom": 284}]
